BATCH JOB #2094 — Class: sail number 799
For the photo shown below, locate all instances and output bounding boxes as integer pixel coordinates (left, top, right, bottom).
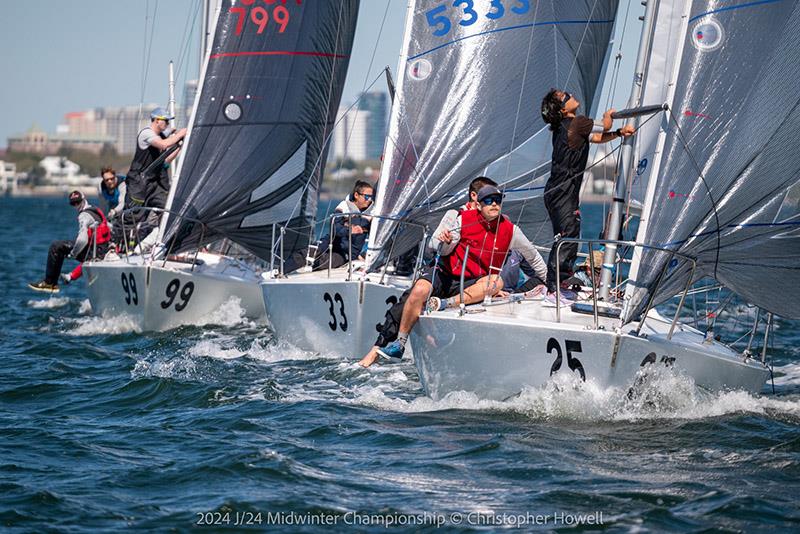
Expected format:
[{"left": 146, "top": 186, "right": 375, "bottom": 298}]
[{"left": 229, "top": 1, "right": 302, "bottom": 36}]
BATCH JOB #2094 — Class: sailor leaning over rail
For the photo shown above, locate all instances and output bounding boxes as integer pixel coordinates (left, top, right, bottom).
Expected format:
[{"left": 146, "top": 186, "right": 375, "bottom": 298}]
[
  {"left": 358, "top": 184, "right": 547, "bottom": 368},
  {"left": 540, "top": 89, "right": 634, "bottom": 301},
  {"left": 28, "top": 191, "right": 111, "bottom": 293}
]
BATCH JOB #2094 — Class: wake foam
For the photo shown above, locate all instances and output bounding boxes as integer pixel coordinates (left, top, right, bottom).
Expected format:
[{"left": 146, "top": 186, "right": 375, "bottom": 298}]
[
  {"left": 27, "top": 297, "right": 71, "bottom": 309},
  {"left": 344, "top": 366, "right": 800, "bottom": 421},
  {"left": 68, "top": 312, "right": 141, "bottom": 336},
  {"left": 196, "top": 296, "right": 247, "bottom": 327},
  {"left": 187, "top": 337, "right": 335, "bottom": 363}
]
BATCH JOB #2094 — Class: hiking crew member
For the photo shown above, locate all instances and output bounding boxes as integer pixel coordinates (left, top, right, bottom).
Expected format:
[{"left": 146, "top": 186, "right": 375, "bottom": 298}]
[
  {"left": 359, "top": 184, "right": 547, "bottom": 367},
  {"left": 28, "top": 191, "right": 111, "bottom": 293},
  {"left": 540, "top": 89, "right": 634, "bottom": 295},
  {"left": 123, "top": 107, "right": 186, "bottom": 245}
]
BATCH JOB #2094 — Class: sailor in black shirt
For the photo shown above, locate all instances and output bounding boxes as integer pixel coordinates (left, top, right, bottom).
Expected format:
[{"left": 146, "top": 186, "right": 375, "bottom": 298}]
[{"left": 540, "top": 89, "right": 634, "bottom": 294}]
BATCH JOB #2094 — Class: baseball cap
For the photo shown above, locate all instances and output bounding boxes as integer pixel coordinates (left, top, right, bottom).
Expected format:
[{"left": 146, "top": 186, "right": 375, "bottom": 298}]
[
  {"left": 150, "top": 107, "right": 174, "bottom": 121},
  {"left": 68, "top": 190, "right": 84, "bottom": 206},
  {"left": 476, "top": 185, "right": 503, "bottom": 202}
]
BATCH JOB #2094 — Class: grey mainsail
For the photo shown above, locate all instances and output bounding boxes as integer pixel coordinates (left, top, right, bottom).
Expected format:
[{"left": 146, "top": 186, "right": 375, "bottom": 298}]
[
  {"left": 624, "top": 0, "right": 800, "bottom": 321},
  {"left": 367, "top": 0, "right": 618, "bottom": 266},
  {"left": 162, "top": 0, "right": 359, "bottom": 261}
]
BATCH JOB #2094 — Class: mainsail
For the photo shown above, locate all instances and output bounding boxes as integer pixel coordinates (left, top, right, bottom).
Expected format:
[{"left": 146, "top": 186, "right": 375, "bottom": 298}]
[
  {"left": 367, "top": 0, "right": 618, "bottom": 266},
  {"left": 625, "top": 0, "right": 800, "bottom": 321},
  {"left": 162, "top": 0, "right": 359, "bottom": 261}
]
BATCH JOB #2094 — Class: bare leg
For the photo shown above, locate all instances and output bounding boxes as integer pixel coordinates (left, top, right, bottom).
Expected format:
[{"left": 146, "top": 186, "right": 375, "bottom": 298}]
[
  {"left": 358, "top": 279, "right": 432, "bottom": 367},
  {"left": 446, "top": 274, "right": 504, "bottom": 307}
]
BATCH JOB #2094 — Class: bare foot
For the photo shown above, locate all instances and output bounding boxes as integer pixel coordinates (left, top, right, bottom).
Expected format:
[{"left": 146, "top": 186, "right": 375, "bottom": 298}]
[{"left": 358, "top": 347, "right": 380, "bottom": 368}]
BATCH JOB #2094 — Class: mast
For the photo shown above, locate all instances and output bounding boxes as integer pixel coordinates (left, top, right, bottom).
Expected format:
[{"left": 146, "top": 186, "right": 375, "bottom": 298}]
[
  {"left": 157, "top": 0, "right": 220, "bottom": 244},
  {"left": 621, "top": 0, "right": 693, "bottom": 317},
  {"left": 364, "top": 0, "right": 416, "bottom": 270},
  {"left": 598, "top": 0, "right": 659, "bottom": 301},
  {"left": 168, "top": 60, "right": 176, "bottom": 127}
]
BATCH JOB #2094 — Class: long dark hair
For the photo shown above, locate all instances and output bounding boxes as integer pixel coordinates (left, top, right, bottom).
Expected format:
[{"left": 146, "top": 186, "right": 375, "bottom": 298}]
[{"left": 541, "top": 88, "right": 563, "bottom": 132}]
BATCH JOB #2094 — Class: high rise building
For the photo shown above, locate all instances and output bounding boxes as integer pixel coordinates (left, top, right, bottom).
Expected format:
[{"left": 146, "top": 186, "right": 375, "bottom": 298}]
[
  {"left": 181, "top": 80, "right": 199, "bottom": 128},
  {"left": 356, "top": 91, "right": 388, "bottom": 160},
  {"left": 332, "top": 108, "right": 371, "bottom": 162}
]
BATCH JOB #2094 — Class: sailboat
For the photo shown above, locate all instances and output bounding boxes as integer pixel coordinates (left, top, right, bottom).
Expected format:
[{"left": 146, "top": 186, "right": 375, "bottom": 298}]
[
  {"left": 409, "top": 0, "right": 799, "bottom": 400},
  {"left": 83, "top": 0, "right": 360, "bottom": 331}
]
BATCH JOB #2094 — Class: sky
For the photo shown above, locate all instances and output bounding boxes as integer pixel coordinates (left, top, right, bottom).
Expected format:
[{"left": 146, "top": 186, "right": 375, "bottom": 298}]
[{"left": 0, "top": 0, "right": 641, "bottom": 149}]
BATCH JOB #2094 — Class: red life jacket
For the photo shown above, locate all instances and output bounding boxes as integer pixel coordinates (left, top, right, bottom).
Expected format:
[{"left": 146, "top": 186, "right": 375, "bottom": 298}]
[
  {"left": 447, "top": 209, "right": 514, "bottom": 279},
  {"left": 82, "top": 206, "right": 111, "bottom": 245}
]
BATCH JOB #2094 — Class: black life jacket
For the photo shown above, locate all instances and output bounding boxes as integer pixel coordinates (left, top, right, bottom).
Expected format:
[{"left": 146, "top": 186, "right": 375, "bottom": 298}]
[{"left": 126, "top": 128, "right": 168, "bottom": 206}]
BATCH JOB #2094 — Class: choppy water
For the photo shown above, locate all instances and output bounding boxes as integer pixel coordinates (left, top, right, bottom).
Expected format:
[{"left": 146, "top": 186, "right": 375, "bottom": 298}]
[{"left": 3, "top": 196, "right": 800, "bottom": 532}]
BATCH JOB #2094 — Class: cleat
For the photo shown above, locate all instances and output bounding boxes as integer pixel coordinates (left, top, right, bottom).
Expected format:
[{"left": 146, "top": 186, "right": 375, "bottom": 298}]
[
  {"left": 376, "top": 341, "right": 405, "bottom": 360},
  {"left": 28, "top": 281, "right": 60, "bottom": 294}
]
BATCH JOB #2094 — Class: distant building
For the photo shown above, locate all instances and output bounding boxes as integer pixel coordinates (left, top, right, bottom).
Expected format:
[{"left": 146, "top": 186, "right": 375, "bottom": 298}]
[
  {"left": 7, "top": 125, "right": 57, "bottom": 154},
  {"left": 357, "top": 91, "right": 388, "bottom": 160},
  {"left": 101, "top": 104, "right": 159, "bottom": 155},
  {"left": 0, "top": 160, "right": 20, "bottom": 194},
  {"left": 39, "top": 156, "right": 94, "bottom": 188},
  {"left": 332, "top": 108, "right": 371, "bottom": 162},
  {"left": 182, "top": 80, "right": 199, "bottom": 128},
  {"left": 8, "top": 122, "right": 114, "bottom": 156}
]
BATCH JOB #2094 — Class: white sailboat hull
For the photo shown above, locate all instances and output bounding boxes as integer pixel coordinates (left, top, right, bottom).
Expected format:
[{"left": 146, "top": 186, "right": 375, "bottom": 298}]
[
  {"left": 412, "top": 301, "right": 770, "bottom": 400},
  {"left": 83, "top": 252, "right": 266, "bottom": 332},
  {"left": 260, "top": 269, "right": 410, "bottom": 358}
]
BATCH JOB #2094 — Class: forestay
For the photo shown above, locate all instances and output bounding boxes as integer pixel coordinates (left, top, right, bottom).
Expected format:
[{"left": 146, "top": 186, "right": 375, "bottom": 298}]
[
  {"left": 625, "top": 0, "right": 800, "bottom": 321},
  {"left": 162, "top": 0, "right": 359, "bottom": 261},
  {"left": 367, "top": 0, "right": 618, "bottom": 266}
]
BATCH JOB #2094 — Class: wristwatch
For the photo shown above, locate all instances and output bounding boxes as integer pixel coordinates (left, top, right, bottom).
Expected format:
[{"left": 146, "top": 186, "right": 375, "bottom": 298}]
[{"left": 615, "top": 128, "right": 623, "bottom": 137}]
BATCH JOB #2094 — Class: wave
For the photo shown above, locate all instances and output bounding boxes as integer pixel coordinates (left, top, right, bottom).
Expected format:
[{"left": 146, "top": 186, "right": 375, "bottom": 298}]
[
  {"left": 27, "top": 297, "right": 71, "bottom": 309},
  {"left": 342, "top": 366, "right": 800, "bottom": 421},
  {"left": 68, "top": 312, "right": 141, "bottom": 336}
]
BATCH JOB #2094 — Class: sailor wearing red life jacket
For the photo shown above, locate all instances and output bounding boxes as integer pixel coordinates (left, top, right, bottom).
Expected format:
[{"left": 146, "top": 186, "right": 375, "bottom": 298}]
[
  {"left": 28, "top": 191, "right": 112, "bottom": 293},
  {"left": 359, "top": 183, "right": 547, "bottom": 367}
]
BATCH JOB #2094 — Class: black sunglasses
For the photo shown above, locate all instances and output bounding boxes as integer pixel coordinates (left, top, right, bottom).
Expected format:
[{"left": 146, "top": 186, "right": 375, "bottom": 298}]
[
  {"left": 480, "top": 195, "right": 503, "bottom": 206},
  {"left": 561, "top": 92, "right": 572, "bottom": 106}
]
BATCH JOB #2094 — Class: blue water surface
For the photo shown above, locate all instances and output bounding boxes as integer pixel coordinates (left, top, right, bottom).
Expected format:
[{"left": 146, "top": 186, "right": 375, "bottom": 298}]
[{"left": 1, "top": 196, "right": 799, "bottom": 532}]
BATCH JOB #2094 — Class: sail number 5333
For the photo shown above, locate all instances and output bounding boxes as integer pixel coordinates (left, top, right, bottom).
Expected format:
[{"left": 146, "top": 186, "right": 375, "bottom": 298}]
[{"left": 426, "top": 0, "right": 530, "bottom": 37}]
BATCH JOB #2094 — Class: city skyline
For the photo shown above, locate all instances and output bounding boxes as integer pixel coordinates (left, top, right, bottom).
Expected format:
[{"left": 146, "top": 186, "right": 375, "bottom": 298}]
[{"left": 0, "top": 1, "right": 406, "bottom": 150}]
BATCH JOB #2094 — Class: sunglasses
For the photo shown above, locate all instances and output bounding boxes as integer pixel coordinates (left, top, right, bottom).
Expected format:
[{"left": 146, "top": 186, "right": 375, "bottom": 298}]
[
  {"left": 480, "top": 195, "right": 503, "bottom": 206},
  {"left": 359, "top": 193, "right": 374, "bottom": 201},
  {"left": 561, "top": 92, "right": 572, "bottom": 106}
]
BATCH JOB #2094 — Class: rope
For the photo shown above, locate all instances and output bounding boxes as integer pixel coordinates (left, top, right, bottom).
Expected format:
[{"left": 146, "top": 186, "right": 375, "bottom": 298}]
[
  {"left": 666, "top": 107, "right": 722, "bottom": 278},
  {"left": 138, "top": 0, "right": 160, "bottom": 124}
]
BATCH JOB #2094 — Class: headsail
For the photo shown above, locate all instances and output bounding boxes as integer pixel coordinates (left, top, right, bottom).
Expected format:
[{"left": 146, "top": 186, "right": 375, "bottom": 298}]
[
  {"left": 162, "top": 0, "right": 360, "bottom": 261},
  {"left": 367, "top": 0, "right": 618, "bottom": 266},
  {"left": 625, "top": 0, "right": 800, "bottom": 321}
]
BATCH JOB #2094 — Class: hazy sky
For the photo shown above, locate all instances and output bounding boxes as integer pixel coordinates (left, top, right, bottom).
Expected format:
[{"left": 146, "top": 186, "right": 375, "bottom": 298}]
[{"left": 0, "top": 0, "right": 641, "bottom": 149}]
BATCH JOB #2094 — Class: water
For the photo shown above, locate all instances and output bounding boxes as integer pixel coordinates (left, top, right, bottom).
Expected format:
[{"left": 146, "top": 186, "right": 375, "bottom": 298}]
[{"left": 2, "top": 196, "right": 800, "bottom": 532}]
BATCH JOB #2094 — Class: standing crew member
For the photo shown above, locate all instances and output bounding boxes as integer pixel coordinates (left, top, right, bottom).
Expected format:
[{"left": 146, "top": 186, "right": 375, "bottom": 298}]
[
  {"left": 123, "top": 107, "right": 186, "bottom": 248},
  {"left": 540, "top": 89, "right": 634, "bottom": 298},
  {"left": 28, "top": 191, "right": 111, "bottom": 293}
]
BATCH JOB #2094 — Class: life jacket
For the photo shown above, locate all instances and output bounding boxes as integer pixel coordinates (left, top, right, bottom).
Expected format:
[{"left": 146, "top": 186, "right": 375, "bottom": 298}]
[
  {"left": 447, "top": 209, "right": 514, "bottom": 279},
  {"left": 126, "top": 128, "right": 167, "bottom": 206},
  {"left": 82, "top": 206, "right": 111, "bottom": 245},
  {"left": 100, "top": 175, "right": 125, "bottom": 209}
]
